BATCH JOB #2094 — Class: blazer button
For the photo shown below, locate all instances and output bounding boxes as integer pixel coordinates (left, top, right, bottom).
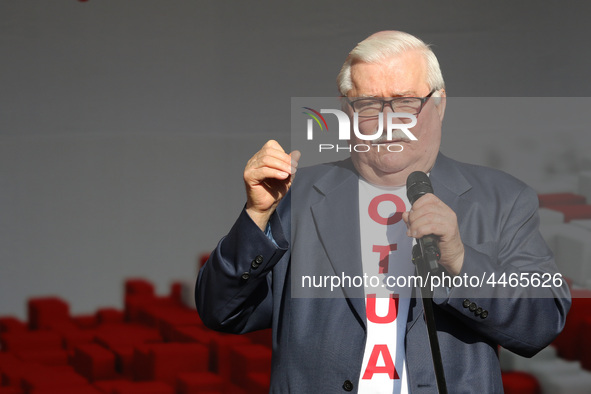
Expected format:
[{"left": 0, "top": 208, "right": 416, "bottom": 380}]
[
  {"left": 463, "top": 299, "right": 471, "bottom": 308},
  {"left": 251, "top": 260, "right": 260, "bottom": 269},
  {"left": 469, "top": 302, "right": 477, "bottom": 312},
  {"left": 480, "top": 310, "right": 489, "bottom": 319},
  {"left": 255, "top": 255, "right": 264, "bottom": 264},
  {"left": 241, "top": 272, "right": 250, "bottom": 280},
  {"left": 342, "top": 380, "right": 354, "bottom": 391}
]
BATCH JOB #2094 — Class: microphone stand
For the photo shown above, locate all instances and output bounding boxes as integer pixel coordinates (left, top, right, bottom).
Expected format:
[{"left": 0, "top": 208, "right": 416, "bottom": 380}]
[{"left": 412, "top": 242, "right": 448, "bottom": 394}]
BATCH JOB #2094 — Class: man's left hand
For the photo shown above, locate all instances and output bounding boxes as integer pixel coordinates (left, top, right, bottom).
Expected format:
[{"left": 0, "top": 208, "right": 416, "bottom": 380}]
[{"left": 402, "top": 193, "right": 464, "bottom": 276}]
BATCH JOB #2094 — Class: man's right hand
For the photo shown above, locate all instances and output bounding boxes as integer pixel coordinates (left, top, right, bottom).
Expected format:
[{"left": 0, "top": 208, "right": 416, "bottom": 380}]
[{"left": 244, "top": 140, "right": 301, "bottom": 231}]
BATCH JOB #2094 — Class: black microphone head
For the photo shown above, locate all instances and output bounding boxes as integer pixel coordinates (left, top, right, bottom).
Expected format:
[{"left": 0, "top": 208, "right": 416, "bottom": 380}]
[{"left": 406, "top": 171, "right": 433, "bottom": 204}]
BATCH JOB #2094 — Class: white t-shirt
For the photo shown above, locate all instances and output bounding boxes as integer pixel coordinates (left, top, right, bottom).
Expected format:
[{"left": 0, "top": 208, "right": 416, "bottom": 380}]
[{"left": 357, "top": 178, "right": 415, "bottom": 394}]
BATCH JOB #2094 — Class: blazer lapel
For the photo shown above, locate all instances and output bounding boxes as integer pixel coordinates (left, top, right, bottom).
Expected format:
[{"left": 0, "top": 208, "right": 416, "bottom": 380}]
[{"left": 309, "top": 160, "right": 366, "bottom": 327}]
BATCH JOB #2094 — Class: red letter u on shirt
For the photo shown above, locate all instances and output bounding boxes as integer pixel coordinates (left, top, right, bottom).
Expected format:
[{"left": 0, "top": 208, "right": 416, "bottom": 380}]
[{"left": 366, "top": 293, "right": 399, "bottom": 324}]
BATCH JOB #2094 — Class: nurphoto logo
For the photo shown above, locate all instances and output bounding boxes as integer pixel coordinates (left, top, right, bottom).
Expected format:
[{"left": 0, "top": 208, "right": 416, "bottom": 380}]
[{"left": 302, "top": 107, "right": 418, "bottom": 153}]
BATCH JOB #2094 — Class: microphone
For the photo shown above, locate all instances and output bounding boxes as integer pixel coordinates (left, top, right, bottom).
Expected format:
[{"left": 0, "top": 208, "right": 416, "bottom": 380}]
[
  {"left": 406, "top": 171, "right": 448, "bottom": 394},
  {"left": 406, "top": 171, "right": 441, "bottom": 273}
]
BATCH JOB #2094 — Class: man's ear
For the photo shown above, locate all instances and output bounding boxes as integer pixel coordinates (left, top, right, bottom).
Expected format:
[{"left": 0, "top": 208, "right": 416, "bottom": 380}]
[{"left": 436, "top": 89, "right": 446, "bottom": 122}]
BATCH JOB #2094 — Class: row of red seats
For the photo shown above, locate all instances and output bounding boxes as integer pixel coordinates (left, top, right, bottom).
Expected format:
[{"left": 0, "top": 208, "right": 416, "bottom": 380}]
[
  {"left": 4, "top": 244, "right": 580, "bottom": 394},
  {"left": 0, "top": 279, "right": 272, "bottom": 394}
]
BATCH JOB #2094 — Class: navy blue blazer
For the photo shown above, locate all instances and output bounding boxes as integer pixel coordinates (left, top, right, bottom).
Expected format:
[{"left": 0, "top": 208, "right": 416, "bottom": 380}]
[{"left": 196, "top": 153, "right": 571, "bottom": 393}]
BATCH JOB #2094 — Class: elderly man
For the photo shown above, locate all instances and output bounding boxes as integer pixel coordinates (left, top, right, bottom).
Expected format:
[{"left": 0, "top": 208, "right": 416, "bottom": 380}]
[{"left": 196, "top": 31, "right": 570, "bottom": 393}]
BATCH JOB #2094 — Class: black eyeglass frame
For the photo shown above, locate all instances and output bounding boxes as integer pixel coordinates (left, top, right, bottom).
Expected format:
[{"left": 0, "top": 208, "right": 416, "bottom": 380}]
[{"left": 347, "top": 89, "right": 437, "bottom": 118}]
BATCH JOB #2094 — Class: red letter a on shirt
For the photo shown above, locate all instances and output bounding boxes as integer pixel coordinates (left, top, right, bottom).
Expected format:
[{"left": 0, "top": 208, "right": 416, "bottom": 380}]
[{"left": 362, "top": 344, "right": 399, "bottom": 380}]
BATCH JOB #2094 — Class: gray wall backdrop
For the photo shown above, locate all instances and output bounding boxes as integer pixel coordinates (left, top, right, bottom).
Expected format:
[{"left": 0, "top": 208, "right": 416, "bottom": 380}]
[{"left": 2, "top": 1, "right": 591, "bottom": 319}]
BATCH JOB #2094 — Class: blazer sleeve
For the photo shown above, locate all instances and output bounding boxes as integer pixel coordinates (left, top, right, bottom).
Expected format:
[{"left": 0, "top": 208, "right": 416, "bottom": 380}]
[
  {"left": 432, "top": 185, "right": 571, "bottom": 357},
  {"left": 195, "top": 206, "right": 289, "bottom": 334}
]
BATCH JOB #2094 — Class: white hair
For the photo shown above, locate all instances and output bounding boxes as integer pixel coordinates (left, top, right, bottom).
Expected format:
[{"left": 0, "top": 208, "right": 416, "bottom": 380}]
[{"left": 336, "top": 31, "right": 445, "bottom": 96}]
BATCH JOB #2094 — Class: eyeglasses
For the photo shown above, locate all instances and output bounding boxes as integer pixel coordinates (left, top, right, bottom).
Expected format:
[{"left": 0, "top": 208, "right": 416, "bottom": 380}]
[{"left": 347, "top": 90, "right": 437, "bottom": 118}]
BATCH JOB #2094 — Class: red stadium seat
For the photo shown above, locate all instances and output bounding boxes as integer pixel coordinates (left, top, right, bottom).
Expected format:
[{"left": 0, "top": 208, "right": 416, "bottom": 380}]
[
  {"left": 228, "top": 344, "right": 272, "bottom": 387},
  {"left": 0, "top": 317, "right": 27, "bottom": 333},
  {"left": 502, "top": 371, "right": 541, "bottom": 394},
  {"left": 578, "top": 316, "right": 591, "bottom": 372},
  {"left": 27, "top": 298, "right": 70, "bottom": 330},
  {"left": 124, "top": 279, "right": 155, "bottom": 296},
  {"left": 245, "top": 328, "right": 272, "bottom": 349},
  {"left": 132, "top": 343, "right": 209, "bottom": 384},
  {"left": 71, "top": 343, "right": 118, "bottom": 382},
  {"left": 95, "top": 308, "right": 124, "bottom": 325},
  {"left": 552, "top": 289, "right": 591, "bottom": 360},
  {"left": 211, "top": 334, "right": 251, "bottom": 378}
]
